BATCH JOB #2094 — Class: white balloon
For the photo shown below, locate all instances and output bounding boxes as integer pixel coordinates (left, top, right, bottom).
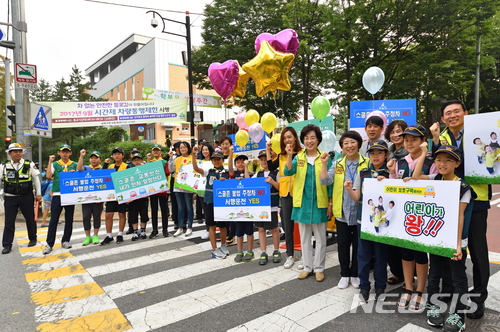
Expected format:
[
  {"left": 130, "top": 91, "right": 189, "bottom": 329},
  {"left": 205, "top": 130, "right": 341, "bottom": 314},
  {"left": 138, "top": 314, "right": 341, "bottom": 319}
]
[
  {"left": 362, "top": 66, "right": 385, "bottom": 95},
  {"left": 248, "top": 123, "right": 265, "bottom": 143},
  {"left": 319, "top": 130, "right": 337, "bottom": 152}
]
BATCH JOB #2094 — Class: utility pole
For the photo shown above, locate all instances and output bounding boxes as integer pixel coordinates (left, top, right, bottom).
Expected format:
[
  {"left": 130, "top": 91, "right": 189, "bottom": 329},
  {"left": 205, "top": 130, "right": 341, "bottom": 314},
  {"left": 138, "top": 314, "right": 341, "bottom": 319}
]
[{"left": 5, "top": 57, "right": 10, "bottom": 137}]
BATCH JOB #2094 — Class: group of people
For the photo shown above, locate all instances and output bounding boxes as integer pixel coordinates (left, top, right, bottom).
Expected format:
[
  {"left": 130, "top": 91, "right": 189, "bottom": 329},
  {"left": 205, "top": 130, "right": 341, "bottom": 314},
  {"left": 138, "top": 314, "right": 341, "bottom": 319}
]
[{"left": 0, "top": 100, "right": 490, "bottom": 331}]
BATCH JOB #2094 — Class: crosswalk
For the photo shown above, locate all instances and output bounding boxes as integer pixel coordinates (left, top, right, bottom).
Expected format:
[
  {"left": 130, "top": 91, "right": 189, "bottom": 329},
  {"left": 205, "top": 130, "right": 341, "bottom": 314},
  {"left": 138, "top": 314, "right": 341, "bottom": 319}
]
[{"left": 12, "top": 224, "right": 500, "bottom": 331}]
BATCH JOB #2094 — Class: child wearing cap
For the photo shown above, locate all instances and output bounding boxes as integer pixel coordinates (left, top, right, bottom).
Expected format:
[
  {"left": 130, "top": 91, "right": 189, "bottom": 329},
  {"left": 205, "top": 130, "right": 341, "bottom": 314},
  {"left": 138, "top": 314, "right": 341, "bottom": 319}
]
[
  {"left": 147, "top": 144, "right": 170, "bottom": 238},
  {"left": 77, "top": 149, "right": 103, "bottom": 246},
  {"left": 43, "top": 144, "right": 79, "bottom": 255},
  {"left": 410, "top": 142, "right": 474, "bottom": 331},
  {"left": 250, "top": 150, "right": 281, "bottom": 265},
  {"left": 387, "top": 124, "right": 437, "bottom": 310},
  {"left": 344, "top": 139, "right": 391, "bottom": 302},
  {"left": 226, "top": 147, "right": 247, "bottom": 246},
  {"left": 128, "top": 153, "right": 150, "bottom": 241},
  {"left": 191, "top": 146, "right": 230, "bottom": 259},
  {"left": 101, "top": 147, "right": 131, "bottom": 245}
]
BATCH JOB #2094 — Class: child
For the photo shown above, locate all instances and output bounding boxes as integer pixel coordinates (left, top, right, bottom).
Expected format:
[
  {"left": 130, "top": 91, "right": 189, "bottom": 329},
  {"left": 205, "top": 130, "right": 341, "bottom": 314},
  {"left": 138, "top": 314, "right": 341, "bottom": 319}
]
[
  {"left": 252, "top": 150, "right": 281, "bottom": 265},
  {"left": 344, "top": 139, "right": 390, "bottom": 302},
  {"left": 411, "top": 143, "right": 473, "bottom": 331},
  {"left": 101, "top": 147, "right": 130, "bottom": 245},
  {"left": 483, "top": 145, "right": 500, "bottom": 175},
  {"left": 388, "top": 124, "right": 437, "bottom": 310},
  {"left": 489, "top": 132, "right": 500, "bottom": 150},
  {"left": 226, "top": 150, "right": 248, "bottom": 245},
  {"left": 191, "top": 147, "right": 229, "bottom": 259},
  {"left": 128, "top": 153, "right": 150, "bottom": 241},
  {"left": 367, "top": 199, "right": 374, "bottom": 222},
  {"left": 383, "top": 201, "right": 394, "bottom": 227},
  {"left": 147, "top": 144, "right": 169, "bottom": 238},
  {"left": 40, "top": 180, "right": 53, "bottom": 227},
  {"left": 377, "top": 196, "right": 385, "bottom": 212},
  {"left": 473, "top": 138, "right": 485, "bottom": 164},
  {"left": 77, "top": 149, "right": 103, "bottom": 245},
  {"left": 233, "top": 158, "right": 254, "bottom": 262},
  {"left": 44, "top": 144, "right": 79, "bottom": 254}
]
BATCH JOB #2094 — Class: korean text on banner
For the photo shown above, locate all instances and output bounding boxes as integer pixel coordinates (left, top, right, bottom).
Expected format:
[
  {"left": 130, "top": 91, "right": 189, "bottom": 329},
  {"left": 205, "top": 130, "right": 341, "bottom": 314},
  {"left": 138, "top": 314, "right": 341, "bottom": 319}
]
[
  {"left": 60, "top": 169, "right": 116, "bottom": 206},
  {"left": 42, "top": 99, "right": 188, "bottom": 128},
  {"left": 229, "top": 134, "right": 267, "bottom": 160},
  {"left": 111, "top": 162, "right": 168, "bottom": 204},
  {"left": 174, "top": 161, "right": 212, "bottom": 195},
  {"left": 360, "top": 178, "right": 460, "bottom": 258},
  {"left": 213, "top": 178, "right": 271, "bottom": 222}
]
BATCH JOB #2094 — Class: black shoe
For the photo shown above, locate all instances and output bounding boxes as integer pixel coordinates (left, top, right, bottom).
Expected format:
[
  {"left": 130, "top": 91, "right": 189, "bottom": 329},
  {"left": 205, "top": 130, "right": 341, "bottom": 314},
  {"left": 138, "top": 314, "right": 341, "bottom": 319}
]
[
  {"left": 466, "top": 302, "right": 485, "bottom": 319},
  {"left": 226, "top": 236, "right": 235, "bottom": 245},
  {"left": 359, "top": 289, "right": 369, "bottom": 302},
  {"left": 149, "top": 230, "right": 159, "bottom": 239},
  {"left": 116, "top": 235, "right": 124, "bottom": 243},
  {"left": 197, "top": 218, "right": 204, "bottom": 224},
  {"left": 2, "top": 246, "right": 12, "bottom": 254},
  {"left": 131, "top": 233, "right": 139, "bottom": 242},
  {"left": 100, "top": 236, "right": 113, "bottom": 245},
  {"left": 162, "top": 229, "right": 169, "bottom": 237},
  {"left": 279, "top": 233, "right": 286, "bottom": 241},
  {"left": 375, "top": 288, "right": 385, "bottom": 301},
  {"left": 28, "top": 239, "right": 37, "bottom": 247},
  {"left": 125, "top": 228, "right": 134, "bottom": 235}
]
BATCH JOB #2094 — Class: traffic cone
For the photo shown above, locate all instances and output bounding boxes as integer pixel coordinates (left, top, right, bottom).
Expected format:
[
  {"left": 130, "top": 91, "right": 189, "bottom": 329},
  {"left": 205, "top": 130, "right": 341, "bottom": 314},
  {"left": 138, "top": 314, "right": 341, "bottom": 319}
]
[{"left": 280, "top": 222, "right": 301, "bottom": 251}]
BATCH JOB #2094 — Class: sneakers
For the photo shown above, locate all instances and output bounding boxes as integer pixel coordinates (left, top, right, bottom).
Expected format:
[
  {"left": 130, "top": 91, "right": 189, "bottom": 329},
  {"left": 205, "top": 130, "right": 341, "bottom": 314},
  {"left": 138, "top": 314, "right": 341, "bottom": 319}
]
[
  {"left": 185, "top": 229, "right": 193, "bottom": 237},
  {"left": 62, "top": 242, "right": 72, "bottom": 249},
  {"left": 2, "top": 246, "right": 12, "bottom": 254},
  {"left": 338, "top": 277, "right": 350, "bottom": 289},
  {"left": 360, "top": 289, "right": 369, "bottom": 302},
  {"left": 82, "top": 236, "right": 92, "bottom": 246},
  {"left": 220, "top": 244, "right": 230, "bottom": 257},
  {"left": 173, "top": 229, "right": 183, "bottom": 237},
  {"left": 201, "top": 230, "right": 210, "bottom": 240},
  {"left": 242, "top": 251, "right": 254, "bottom": 262},
  {"left": 297, "top": 259, "right": 304, "bottom": 270},
  {"left": 426, "top": 304, "right": 444, "bottom": 327},
  {"left": 259, "top": 252, "right": 268, "bottom": 265},
  {"left": 162, "top": 229, "right": 169, "bottom": 237},
  {"left": 116, "top": 235, "right": 124, "bottom": 243},
  {"left": 272, "top": 250, "right": 281, "bottom": 263},
  {"left": 28, "top": 239, "right": 37, "bottom": 247},
  {"left": 140, "top": 232, "right": 147, "bottom": 239},
  {"left": 284, "top": 256, "right": 295, "bottom": 269},
  {"left": 211, "top": 249, "right": 226, "bottom": 259},
  {"left": 43, "top": 245, "right": 52, "bottom": 255},
  {"left": 443, "top": 313, "right": 465, "bottom": 332},
  {"left": 100, "top": 236, "right": 113, "bottom": 245},
  {"left": 350, "top": 277, "right": 360, "bottom": 289},
  {"left": 226, "top": 235, "right": 235, "bottom": 245},
  {"left": 149, "top": 230, "right": 159, "bottom": 239},
  {"left": 91, "top": 235, "right": 100, "bottom": 244},
  {"left": 234, "top": 251, "right": 243, "bottom": 263},
  {"left": 131, "top": 233, "right": 140, "bottom": 241}
]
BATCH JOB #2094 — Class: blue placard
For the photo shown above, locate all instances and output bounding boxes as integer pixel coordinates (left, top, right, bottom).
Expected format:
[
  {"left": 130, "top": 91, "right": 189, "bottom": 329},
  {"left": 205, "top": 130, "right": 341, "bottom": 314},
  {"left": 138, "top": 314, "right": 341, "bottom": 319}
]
[
  {"left": 229, "top": 134, "right": 267, "bottom": 160},
  {"left": 213, "top": 177, "right": 271, "bottom": 221},
  {"left": 349, "top": 99, "right": 417, "bottom": 128},
  {"left": 60, "top": 169, "right": 116, "bottom": 206}
]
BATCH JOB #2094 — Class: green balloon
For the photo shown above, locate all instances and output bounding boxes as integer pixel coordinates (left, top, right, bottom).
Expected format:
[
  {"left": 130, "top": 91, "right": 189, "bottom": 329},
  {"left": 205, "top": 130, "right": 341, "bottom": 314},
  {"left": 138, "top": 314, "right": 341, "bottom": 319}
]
[{"left": 311, "top": 96, "right": 330, "bottom": 121}]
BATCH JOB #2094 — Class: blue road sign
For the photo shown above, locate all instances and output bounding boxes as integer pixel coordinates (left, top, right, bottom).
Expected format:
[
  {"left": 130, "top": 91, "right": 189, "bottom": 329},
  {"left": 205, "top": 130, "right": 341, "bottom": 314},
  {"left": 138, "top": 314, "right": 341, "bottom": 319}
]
[
  {"left": 0, "top": 29, "right": 4, "bottom": 41},
  {"left": 33, "top": 106, "right": 49, "bottom": 130}
]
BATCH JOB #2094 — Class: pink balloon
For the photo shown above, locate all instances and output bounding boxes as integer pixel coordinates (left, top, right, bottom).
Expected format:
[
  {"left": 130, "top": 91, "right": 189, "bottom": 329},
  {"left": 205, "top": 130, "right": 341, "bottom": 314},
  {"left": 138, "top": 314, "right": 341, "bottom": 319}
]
[
  {"left": 366, "top": 111, "right": 388, "bottom": 128},
  {"left": 248, "top": 123, "right": 265, "bottom": 143},
  {"left": 208, "top": 60, "right": 239, "bottom": 100},
  {"left": 255, "top": 29, "right": 299, "bottom": 56},
  {"left": 236, "top": 111, "right": 248, "bottom": 130}
]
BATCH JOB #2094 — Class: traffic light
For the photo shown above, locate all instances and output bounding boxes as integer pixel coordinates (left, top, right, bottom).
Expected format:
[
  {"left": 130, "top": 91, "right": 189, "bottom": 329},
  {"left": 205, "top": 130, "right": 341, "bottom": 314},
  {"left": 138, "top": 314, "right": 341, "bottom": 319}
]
[
  {"left": 5, "top": 136, "right": 11, "bottom": 150},
  {"left": 7, "top": 105, "right": 15, "bottom": 133}
]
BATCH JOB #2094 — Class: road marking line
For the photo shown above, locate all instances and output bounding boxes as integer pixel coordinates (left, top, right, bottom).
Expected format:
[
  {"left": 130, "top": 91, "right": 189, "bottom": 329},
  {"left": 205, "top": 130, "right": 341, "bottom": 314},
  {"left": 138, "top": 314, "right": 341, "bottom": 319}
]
[
  {"left": 31, "top": 282, "right": 105, "bottom": 306},
  {"left": 25, "top": 264, "right": 86, "bottom": 282},
  {"left": 396, "top": 324, "right": 433, "bottom": 331},
  {"left": 28, "top": 273, "right": 96, "bottom": 294},
  {"left": 22, "top": 252, "right": 74, "bottom": 265},
  {"left": 18, "top": 237, "right": 47, "bottom": 244}
]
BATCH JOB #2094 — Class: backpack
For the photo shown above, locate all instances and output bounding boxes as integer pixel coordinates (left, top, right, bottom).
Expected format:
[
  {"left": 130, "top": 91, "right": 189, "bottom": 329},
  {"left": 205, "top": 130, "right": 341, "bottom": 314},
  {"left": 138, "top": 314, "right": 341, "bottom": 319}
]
[{"left": 41, "top": 179, "right": 52, "bottom": 196}]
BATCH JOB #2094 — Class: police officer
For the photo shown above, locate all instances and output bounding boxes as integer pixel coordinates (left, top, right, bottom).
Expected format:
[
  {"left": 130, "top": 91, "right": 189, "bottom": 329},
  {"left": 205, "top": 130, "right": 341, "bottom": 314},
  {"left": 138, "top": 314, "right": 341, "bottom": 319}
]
[{"left": 1, "top": 143, "right": 41, "bottom": 254}]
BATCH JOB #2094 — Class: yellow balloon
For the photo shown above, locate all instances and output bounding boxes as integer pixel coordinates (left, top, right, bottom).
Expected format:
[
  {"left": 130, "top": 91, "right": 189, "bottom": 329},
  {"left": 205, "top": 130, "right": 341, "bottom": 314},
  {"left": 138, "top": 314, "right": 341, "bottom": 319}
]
[
  {"left": 242, "top": 40, "right": 294, "bottom": 97},
  {"left": 235, "top": 130, "right": 250, "bottom": 147},
  {"left": 231, "top": 62, "right": 250, "bottom": 98},
  {"left": 261, "top": 112, "right": 277, "bottom": 133},
  {"left": 271, "top": 133, "right": 281, "bottom": 154},
  {"left": 244, "top": 109, "right": 260, "bottom": 126}
]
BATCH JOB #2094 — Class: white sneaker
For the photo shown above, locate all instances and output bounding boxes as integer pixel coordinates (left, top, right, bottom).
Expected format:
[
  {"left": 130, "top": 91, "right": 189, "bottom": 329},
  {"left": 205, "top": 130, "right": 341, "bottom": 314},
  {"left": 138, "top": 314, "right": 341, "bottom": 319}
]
[
  {"left": 185, "top": 229, "right": 193, "bottom": 237},
  {"left": 350, "top": 277, "right": 360, "bottom": 289},
  {"left": 43, "top": 245, "right": 52, "bottom": 255},
  {"left": 338, "top": 277, "right": 350, "bottom": 289},
  {"left": 62, "top": 242, "right": 72, "bottom": 249},
  {"left": 201, "top": 230, "right": 209, "bottom": 240},
  {"left": 173, "top": 229, "right": 183, "bottom": 237},
  {"left": 297, "top": 259, "right": 304, "bottom": 270},
  {"left": 284, "top": 256, "right": 295, "bottom": 269},
  {"left": 220, "top": 244, "right": 230, "bottom": 256}
]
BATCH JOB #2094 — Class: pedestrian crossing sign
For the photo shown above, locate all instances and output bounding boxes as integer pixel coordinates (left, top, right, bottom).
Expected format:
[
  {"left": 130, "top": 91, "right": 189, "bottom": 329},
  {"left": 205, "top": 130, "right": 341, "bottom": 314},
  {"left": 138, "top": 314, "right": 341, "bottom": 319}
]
[
  {"left": 30, "top": 103, "right": 52, "bottom": 137},
  {"left": 34, "top": 107, "right": 49, "bottom": 130}
]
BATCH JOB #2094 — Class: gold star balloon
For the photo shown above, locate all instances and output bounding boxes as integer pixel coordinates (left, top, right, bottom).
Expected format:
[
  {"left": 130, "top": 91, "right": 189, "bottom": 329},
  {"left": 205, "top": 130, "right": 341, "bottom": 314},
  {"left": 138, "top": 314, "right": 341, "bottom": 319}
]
[
  {"left": 242, "top": 40, "right": 295, "bottom": 98},
  {"left": 231, "top": 62, "right": 250, "bottom": 98}
]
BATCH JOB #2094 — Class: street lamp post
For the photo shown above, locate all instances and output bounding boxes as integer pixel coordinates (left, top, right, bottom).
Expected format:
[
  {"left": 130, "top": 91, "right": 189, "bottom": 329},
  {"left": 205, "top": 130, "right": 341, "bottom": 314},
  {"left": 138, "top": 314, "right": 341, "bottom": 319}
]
[{"left": 147, "top": 10, "right": 196, "bottom": 147}]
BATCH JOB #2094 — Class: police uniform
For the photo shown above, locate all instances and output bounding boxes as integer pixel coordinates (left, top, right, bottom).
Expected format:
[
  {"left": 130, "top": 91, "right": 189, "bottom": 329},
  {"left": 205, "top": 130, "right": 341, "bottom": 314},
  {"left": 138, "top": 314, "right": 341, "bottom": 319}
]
[{"left": 1, "top": 152, "right": 41, "bottom": 253}]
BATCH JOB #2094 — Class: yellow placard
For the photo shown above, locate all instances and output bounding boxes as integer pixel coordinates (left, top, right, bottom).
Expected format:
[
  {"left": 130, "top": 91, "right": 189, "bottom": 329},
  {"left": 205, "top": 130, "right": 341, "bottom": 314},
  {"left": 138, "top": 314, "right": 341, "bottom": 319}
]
[{"left": 384, "top": 185, "right": 436, "bottom": 197}]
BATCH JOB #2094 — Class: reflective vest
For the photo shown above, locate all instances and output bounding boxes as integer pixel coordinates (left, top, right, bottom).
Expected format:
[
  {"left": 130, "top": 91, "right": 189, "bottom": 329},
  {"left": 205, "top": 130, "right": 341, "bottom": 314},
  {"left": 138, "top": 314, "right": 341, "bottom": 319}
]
[
  {"left": 3, "top": 159, "right": 33, "bottom": 195},
  {"left": 292, "top": 149, "right": 329, "bottom": 208},
  {"left": 278, "top": 153, "right": 300, "bottom": 197}
]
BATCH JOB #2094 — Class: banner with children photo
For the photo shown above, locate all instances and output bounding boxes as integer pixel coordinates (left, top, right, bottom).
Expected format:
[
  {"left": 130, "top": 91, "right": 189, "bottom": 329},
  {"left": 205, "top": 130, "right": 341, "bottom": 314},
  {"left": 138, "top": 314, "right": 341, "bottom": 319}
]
[
  {"left": 464, "top": 112, "right": 500, "bottom": 184},
  {"left": 213, "top": 178, "right": 271, "bottom": 222},
  {"left": 361, "top": 178, "right": 460, "bottom": 258},
  {"left": 60, "top": 169, "right": 117, "bottom": 206},
  {"left": 111, "top": 162, "right": 168, "bottom": 204},
  {"left": 174, "top": 160, "right": 212, "bottom": 195}
]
